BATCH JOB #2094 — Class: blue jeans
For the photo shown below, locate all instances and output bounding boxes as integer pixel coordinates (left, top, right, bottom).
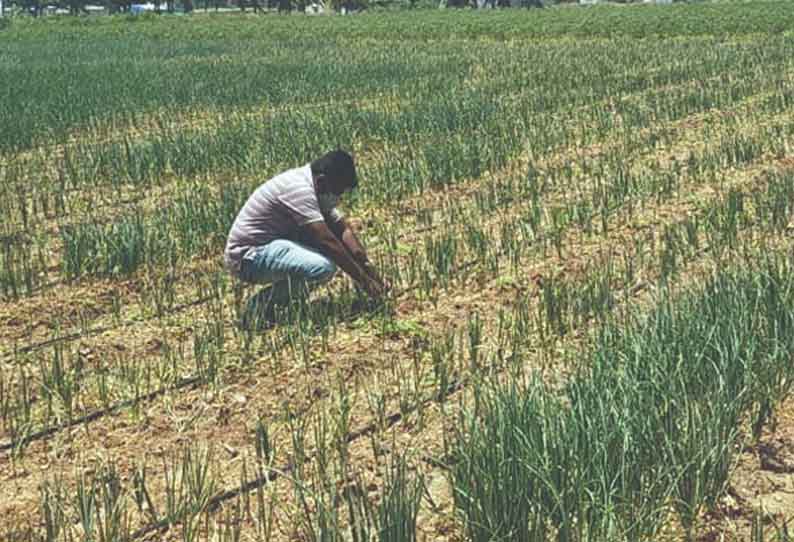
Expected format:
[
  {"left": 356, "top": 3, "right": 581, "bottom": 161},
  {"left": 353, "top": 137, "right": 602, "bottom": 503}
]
[{"left": 240, "top": 240, "right": 337, "bottom": 307}]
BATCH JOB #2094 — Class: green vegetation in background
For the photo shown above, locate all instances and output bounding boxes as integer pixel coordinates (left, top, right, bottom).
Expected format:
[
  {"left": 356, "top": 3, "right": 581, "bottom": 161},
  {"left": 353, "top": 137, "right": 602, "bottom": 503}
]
[
  {"left": 1, "top": 1, "right": 793, "bottom": 298},
  {"left": 453, "top": 256, "right": 794, "bottom": 541},
  {"left": 1, "top": 1, "right": 794, "bottom": 153}
]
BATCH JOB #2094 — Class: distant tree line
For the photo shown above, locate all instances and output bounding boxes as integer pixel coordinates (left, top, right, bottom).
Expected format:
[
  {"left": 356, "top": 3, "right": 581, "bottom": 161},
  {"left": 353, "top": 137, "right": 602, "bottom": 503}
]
[
  {"left": 10, "top": 0, "right": 536, "bottom": 16},
  {"left": 14, "top": 0, "right": 185, "bottom": 15},
  {"left": 443, "top": 0, "right": 542, "bottom": 7}
]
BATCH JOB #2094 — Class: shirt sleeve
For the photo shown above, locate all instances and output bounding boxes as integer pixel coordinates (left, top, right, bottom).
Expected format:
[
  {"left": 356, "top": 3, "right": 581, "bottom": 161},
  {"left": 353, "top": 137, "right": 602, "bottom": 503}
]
[
  {"left": 324, "top": 207, "right": 344, "bottom": 224},
  {"left": 277, "top": 187, "right": 325, "bottom": 226}
]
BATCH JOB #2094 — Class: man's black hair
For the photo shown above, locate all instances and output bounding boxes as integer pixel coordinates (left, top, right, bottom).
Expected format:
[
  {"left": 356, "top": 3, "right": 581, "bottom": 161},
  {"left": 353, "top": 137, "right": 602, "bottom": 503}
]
[{"left": 311, "top": 150, "right": 358, "bottom": 189}]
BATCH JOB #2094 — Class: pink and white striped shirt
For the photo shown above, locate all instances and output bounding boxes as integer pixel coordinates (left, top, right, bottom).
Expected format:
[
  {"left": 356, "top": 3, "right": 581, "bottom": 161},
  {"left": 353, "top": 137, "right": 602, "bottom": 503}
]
[{"left": 224, "top": 164, "right": 343, "bottom": 276}]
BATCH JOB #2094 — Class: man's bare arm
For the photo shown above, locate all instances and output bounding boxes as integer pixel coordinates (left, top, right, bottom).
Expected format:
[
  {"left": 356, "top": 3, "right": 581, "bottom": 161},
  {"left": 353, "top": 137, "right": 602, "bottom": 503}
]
[
  {"left": 301, "top": 221, "right": 382, "bottom": 298},
  {"left": 329, "top": 217, "right": 385, "bottom": 286}
]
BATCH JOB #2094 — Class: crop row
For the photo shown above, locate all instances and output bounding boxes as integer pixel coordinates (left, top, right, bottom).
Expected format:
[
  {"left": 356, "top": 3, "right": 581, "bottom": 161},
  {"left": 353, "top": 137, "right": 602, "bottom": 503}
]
[
  {"left": 7, "top": 42, "right": 792, "bottom": 205},
  {"left": 2, "top": 93, "right": 785, "bottom": 363},
  {"left": 16, "top": 246, "right": 794, "bottom": 542},
  {"left": 0, "top": 135, "right": 788, "bottom": 510},
  {"left": 454, "top": 255, "right": 794, "bottom": 541},
  {"left": 2, "top": 4, "right": 793, "bottom": 155},
  {"left": 3, "top": 71, "right": 790, "bottom": 325},
  {"left": 0, "top": 65, "right": 791, "bottom": 302},
  {"left": 48, "top": 102, "right": 794, "bottom": 280},
  {"left": 3, "top": 146, "right": 791, "bottom": 462},
  {"left": 2, "top": 23, "right": 792, "bottom": 230}
]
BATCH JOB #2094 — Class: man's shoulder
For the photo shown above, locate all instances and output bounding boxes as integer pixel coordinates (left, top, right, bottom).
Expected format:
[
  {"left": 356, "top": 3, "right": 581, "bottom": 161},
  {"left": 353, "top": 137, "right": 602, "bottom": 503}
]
[
  {"left": 270, "top": 163, "right": 312, "bottom": 185},
  {"left": 269, "top": 164, "right": 315, "bottom": 199},
  {"left": 263, "top": 167, "right": 313, "bottom": 192}
]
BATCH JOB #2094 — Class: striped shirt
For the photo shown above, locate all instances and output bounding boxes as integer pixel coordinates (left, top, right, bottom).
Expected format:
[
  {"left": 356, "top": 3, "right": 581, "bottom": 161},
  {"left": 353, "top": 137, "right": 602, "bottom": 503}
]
[{"left": 224, "top": 164, "right": 343, "bottom": 276}]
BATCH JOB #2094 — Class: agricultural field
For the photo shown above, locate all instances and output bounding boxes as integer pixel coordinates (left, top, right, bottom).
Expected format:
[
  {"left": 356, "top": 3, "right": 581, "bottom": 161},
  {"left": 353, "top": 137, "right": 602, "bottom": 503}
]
[{"left": 2, "top": 3, "right": 794, "bottom": 540}]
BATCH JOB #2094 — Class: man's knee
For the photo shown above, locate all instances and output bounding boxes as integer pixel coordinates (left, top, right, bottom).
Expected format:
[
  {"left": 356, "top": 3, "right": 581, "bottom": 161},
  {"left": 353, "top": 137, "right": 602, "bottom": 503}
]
[{"left": 311, "top": 259, "right": 337, "bottom": 283}]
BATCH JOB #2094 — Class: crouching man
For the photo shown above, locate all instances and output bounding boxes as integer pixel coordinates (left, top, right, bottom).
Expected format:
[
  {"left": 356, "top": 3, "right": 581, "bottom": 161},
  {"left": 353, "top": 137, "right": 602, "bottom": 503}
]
[{"left": 224, "top": 150, "right": 386, "bottom": 325}]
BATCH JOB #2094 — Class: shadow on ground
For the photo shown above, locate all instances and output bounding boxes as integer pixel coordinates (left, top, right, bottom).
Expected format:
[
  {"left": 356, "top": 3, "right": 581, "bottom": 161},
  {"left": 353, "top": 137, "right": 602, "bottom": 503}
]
[{"left": 238, "top": 288, "right": 391, "bottom": 332}]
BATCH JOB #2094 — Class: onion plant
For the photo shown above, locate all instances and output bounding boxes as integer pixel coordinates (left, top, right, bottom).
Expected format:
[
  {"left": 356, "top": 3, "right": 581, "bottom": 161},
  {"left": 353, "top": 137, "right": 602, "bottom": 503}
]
[{"left": 453, "top": 256, "right": 794, "bottom": 541}]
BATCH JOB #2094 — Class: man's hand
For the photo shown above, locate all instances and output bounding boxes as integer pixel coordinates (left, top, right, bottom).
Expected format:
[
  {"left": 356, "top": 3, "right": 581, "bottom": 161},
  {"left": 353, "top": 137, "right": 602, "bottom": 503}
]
[
  {"left": 363, "top": 275, "right": 385, "bottom": 300},
  {"left": 330, "top": 217, "right": 390, "bottom": 293},
  {"left": 301, "top": 221, "right": 382, "bottom": 300},
  {"left": 362, "top": 260, "right": 391, "bottom": 293}
]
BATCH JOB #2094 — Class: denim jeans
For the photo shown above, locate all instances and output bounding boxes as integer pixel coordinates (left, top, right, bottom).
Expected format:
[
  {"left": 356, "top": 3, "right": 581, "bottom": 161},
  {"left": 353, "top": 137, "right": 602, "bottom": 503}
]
[{"left": 240, "top": 239, "right": 337, "bottom": 308}]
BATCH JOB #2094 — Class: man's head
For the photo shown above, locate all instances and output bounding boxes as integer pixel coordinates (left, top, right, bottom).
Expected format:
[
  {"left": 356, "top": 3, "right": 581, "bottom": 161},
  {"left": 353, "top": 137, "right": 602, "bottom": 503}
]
[{"left": 311, "top": 150, "right": 358, "bottom": 197}]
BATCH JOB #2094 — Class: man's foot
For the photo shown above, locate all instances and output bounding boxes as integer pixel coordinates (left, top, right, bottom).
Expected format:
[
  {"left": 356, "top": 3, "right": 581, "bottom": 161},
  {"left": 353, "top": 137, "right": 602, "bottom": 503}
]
[
  {"left": 239, "top": 304, "right": 277, "bottom": 331},
  {"left": 239, "top": 287, "right": 279, "bottom": 331}
]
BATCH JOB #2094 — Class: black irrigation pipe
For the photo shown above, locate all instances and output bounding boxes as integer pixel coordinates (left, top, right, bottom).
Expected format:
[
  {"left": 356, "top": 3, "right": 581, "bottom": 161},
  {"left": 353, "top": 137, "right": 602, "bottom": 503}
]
[
  {"left": 0, "top": 271, "right": 447, "bottom": 454},
  {"left": 2, "top": 295, "right": 215, "bottom": 363},
  {"left": 0, "top": 281, "right": 420, "bottom": 453},
  {"left": 125, "top": 378, "right": 468, "bottom": 542},
  {"left": 380, "top": 442, "right": 450, "bottom": 472},
  {"left": 0, "top": 375, "right": 203, "bottom": 453}
]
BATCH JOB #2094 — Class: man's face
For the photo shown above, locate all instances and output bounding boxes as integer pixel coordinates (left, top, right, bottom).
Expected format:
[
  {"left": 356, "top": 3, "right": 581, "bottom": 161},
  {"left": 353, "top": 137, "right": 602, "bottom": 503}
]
[{"left": 317, "top": 174, "right": 354, "bottom": 197}]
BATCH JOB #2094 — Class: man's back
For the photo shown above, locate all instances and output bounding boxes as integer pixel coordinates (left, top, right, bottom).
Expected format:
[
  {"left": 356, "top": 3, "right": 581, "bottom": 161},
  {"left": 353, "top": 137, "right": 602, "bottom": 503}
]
[{"left": 224, "top": 164, "right": 340, "bottom": 275}]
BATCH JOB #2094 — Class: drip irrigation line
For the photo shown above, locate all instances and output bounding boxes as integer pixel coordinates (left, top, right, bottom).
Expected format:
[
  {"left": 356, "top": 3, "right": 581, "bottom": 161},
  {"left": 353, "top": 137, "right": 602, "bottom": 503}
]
[
  {"left": 0, "top": 375, "right": 202, "bottom": 453},
  {"left": 379, "top": 442, "right": 450, "bottom": 471},
  {"left": 0, "top": 309, "right": 359, "bottom": 453},
  {"left": 1, "top": 295, "right": 215, "bottom": 363},
  {"left": 124, "top": 378, "right": 467, "bottom": 541},
  {"left": 0, "top": 287, "right": 398, "bottom": 451}
]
